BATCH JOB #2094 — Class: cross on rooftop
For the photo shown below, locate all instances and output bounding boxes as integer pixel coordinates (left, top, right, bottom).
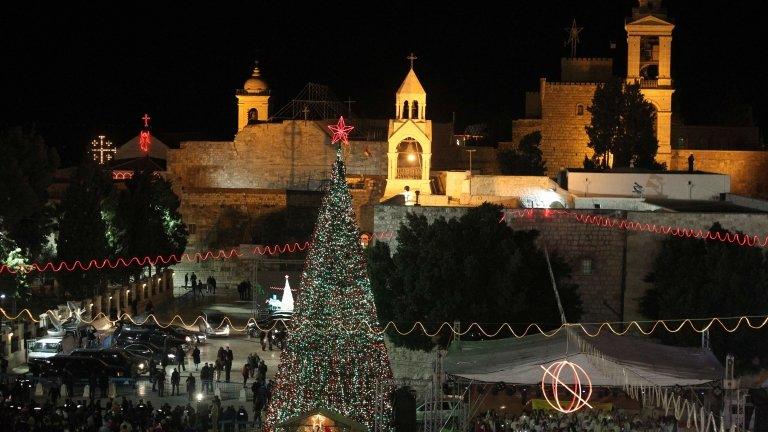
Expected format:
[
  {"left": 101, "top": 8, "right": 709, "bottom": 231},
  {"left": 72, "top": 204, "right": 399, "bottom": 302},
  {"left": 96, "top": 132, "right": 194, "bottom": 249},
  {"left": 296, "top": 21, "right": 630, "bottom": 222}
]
[
  {"left": 142, "top": 113, "right": 151, "bottom": 128},
  {"left": 407, "top": 52, "right": 417, "bottom": 69}
]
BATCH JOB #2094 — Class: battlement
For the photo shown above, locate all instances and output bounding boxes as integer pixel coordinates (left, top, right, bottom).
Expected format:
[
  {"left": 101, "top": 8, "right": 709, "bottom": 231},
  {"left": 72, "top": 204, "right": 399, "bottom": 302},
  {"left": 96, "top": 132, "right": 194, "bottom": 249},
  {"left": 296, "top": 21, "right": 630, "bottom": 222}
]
[{"left": 561, "top": 57, "right": 613, "bottom": 83}]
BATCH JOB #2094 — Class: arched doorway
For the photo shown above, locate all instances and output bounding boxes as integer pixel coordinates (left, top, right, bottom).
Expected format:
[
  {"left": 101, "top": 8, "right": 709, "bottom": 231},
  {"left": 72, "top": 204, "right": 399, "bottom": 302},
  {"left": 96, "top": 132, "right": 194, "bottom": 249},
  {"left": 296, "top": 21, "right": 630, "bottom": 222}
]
[
  {"left": 248, "top": 108, "right": 259, "bottom": 124},
  {"left": 396, "top": 138, "right": 423, "bottom": 179}
]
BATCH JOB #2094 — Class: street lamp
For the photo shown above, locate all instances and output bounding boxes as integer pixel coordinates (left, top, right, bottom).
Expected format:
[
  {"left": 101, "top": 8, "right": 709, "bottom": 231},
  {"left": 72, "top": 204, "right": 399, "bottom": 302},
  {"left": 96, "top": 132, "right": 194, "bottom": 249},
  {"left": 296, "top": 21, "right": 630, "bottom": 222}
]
[{"left": 466, "top": 149, "right": 477, "bottom": 196}]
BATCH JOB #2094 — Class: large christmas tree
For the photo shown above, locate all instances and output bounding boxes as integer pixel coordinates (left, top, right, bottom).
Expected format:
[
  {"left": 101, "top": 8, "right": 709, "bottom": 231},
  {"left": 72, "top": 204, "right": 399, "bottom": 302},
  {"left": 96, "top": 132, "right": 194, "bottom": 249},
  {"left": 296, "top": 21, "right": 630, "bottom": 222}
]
[{"left": 265, "top": 118, "right": 394, "bottom": 431}]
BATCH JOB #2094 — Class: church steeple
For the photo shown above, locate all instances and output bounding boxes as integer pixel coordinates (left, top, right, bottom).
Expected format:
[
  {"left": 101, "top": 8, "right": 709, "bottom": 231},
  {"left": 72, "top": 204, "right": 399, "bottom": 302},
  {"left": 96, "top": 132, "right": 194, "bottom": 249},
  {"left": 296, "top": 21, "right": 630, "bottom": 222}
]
[
  {"left": 236, "top": 60, "right": 271, "bottom": 131},
  {"left": 395, "top": 53, "right": 427, "bottom": 121}
]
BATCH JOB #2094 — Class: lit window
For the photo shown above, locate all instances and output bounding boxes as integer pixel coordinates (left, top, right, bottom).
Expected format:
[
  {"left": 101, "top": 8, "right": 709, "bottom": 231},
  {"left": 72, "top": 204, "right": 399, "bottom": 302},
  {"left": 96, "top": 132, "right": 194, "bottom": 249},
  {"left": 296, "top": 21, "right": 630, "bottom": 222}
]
[
  {"left": 576, "top": 105, "right": 584, "bottom": 116},
  {"left": 581, "top": 258, "right": 593, "bottom": 275}
]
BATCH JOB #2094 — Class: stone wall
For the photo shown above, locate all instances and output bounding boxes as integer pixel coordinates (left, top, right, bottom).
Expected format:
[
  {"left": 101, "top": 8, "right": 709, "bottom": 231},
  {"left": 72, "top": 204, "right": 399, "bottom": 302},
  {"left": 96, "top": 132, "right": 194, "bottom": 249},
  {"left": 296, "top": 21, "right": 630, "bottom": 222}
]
[
  {"left": 670, "top": 150, "right": 768, "bottom": 198},
  {"left": 506, "top": 119, "right": 543, "bottom": 152},
  {"left": 623, "top": 211, "right": 768, "bottom": 321},
  {"left": 375, "top": 205, "right": 768, "bottom": 324},
  {"left": 539, "top": 82, "right": 598, "bottom": 174},
  {"left": 373, "top": 205, "right": 625, "bottom": 322},
  {"left": 166, "top": 120, "right": 388, "bottom": 192}
]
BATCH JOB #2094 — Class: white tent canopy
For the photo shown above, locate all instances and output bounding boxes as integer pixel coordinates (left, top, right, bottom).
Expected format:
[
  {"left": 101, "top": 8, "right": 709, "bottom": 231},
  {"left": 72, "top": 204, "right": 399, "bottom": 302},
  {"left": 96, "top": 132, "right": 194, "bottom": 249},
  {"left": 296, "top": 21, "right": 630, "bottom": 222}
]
[{"left": 444, "top": 329, "right": 723, "bottom": 387}]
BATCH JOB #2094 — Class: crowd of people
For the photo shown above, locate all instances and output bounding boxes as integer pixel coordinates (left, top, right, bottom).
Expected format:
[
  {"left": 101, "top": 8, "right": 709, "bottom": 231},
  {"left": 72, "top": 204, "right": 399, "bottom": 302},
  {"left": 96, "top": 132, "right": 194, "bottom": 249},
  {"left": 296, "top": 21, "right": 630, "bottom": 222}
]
[
  {"left": 475, "top": 409, "right": 680, "bottom": 432},
  {"left": 0, "top": 394, "right": 252, "bottom": 432},
  {"left": 183, "top": 273, "right": 218, "bottom": 299}
]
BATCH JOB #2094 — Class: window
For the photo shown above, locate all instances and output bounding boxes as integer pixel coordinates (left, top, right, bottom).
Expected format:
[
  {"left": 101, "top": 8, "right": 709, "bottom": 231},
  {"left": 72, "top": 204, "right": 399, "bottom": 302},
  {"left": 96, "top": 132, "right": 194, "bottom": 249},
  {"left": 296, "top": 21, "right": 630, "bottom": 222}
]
[
  {"left": 247, "top": 108, "right": 258, "bottom": 124},
  {"left": 581, "top": 258, "right": 593, "bottom": 275},
  {"left": 402, "top": 101, "right": 409, "bottom": 119},
  {"left": 188, "top": 224, "right": 197, "bottom": 235},
  {"left": 576, "top": 104, "right": 584, "bottom": 116},
  {"left": 11, "top": 336, "right": 19, "bottom": 353},
  {"left": 412, "top": 100, "right": 419, "bottom": 119}
]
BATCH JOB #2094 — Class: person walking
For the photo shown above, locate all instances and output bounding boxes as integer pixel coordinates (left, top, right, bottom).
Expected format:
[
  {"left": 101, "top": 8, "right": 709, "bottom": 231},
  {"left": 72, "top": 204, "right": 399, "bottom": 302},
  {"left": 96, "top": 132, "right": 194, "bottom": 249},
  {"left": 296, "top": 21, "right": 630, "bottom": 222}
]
[
  {"left": 193, "top": 346, "right": 201, "bottom": 371},
  {"left": 258, "top": 359, "right": 267, "bottom": 382},
  {"left": 186, "top": 374, "right": 196, "bottom": 401},
  {"left": 49, "top": 379, "right": 61, "bottom": 406},
  {"left": 171, "top": 368, "right": 180, "bottom": 396},
  {"left": 212, "top": 396, "right": 222, "bottom": 432},
  {"left": 214, "top": 357, "right": 223, "bottom": 383},
  {"left": 99, "top": 372, "right": 109, "bottom": 399},
  {"left": 201, "top": 363, "right": 211, "bottom": 394},
  {"left": 157, "top": 369, "right": 166, "bottom": 397},
  {"left": 190, "top": 272, "right": 197, "bottom": 289},
  {"left": 176, "top": 346, "right": 186, "bottom": 372},
  {"left": 225, "top": 346, "right": 233, "bottom": 383},
  {"left": 242, "top": 363, "right": 250, "bottom": 388},
  {"left": 184, "top": 273, "right": 189, "bottom": 288}
]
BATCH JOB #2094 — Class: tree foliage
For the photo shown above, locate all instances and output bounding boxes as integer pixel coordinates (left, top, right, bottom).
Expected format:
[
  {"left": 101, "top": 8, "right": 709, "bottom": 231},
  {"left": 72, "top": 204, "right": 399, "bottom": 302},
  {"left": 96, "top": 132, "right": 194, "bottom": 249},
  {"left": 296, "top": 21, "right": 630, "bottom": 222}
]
[
  {"left": 0, "top": 127, "right": 59, "bottom": 255},
  {"left": 641, "top": 223, "right": 768, "bottom": 370},
  {"left": 56, "top": 161, "right": 113, "bottom": 299},
  {"left": 367, "top": 203, "right": 581, "bottom": 350},
  {"left": 498, "top": 131, "right": 547, "bottom": 175},
  {"left": 104, "top": 169, "right": 187, "bottom": 280},
  {"left": 0, "top": 127, "right": 59, "bottom": 299},
  {"left": 585, "top": 79, "right": 662, "bottom": 170}
]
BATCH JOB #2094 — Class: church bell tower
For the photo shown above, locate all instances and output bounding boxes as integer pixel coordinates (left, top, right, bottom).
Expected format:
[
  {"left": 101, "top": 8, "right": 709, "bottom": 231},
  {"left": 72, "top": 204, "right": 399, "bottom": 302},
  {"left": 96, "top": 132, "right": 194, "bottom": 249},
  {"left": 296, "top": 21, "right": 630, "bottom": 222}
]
[
  {"left": 236, "top": 61, "right": 270, "bottom": 131},
  {"left": 625, "top": 0, "right": 674, "bottom": 166},
  {"left": 383, "top": 53, "right": 433, "bottom": 199}
]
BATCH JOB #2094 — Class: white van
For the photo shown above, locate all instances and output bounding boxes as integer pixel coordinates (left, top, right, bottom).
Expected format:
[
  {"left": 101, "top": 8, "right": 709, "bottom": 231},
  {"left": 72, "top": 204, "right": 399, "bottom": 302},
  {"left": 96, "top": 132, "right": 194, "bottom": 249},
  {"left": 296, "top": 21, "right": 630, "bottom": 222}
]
[{"left": 27, "top": 337, "right": 64, "bottom": 359}]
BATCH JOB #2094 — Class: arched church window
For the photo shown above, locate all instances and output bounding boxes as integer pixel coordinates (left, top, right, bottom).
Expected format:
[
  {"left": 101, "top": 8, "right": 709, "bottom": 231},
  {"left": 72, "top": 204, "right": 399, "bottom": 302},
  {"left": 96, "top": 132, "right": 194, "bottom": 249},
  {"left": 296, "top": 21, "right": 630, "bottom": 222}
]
[
  {"left": 402, "top": 101, "right": 409, "bottom": 119},
  {"left": 412, "top": 101, "right": 419, "bottom": 119},
  {"left": 576, "top": 105, "right": 584, "bottom": 116},
  {"left": 248, "top": 108, "right": 259, "bottom": 124}
]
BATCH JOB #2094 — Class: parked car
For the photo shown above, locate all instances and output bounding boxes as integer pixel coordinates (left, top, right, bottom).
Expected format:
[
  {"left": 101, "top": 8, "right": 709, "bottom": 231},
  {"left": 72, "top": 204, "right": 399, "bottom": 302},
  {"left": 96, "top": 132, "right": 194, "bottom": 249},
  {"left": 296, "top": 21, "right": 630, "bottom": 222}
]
[
  {"left": 30, "top": 354, "right": 130, "bottom": 378},
  {"left": 114, "top": 327, "right": 189, "bottom": 352},
  {"left": 70, "top": 348, "right": 150, "bottom": 375},
  {"left": 116, "top": 322, "right": 204, "bottom": 344},
  {"left": 246, "top": 310, "right": 291, "bottom": 349},
  {"left": 26, "top": 337, "right": 64, "bottom": 360},
  {"left": 113, "top": 341, "right": 176, "bottom": 364},
  {"left": 199, "top": 312, "right": 231, "bottom": 338}
]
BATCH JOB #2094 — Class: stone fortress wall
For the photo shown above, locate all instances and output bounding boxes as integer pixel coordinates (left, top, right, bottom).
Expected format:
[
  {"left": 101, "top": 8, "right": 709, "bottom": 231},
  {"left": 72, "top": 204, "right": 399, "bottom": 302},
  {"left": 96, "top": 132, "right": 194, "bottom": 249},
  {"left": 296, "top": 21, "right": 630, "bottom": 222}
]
[{"left": 374, "top": 205, "right": 768, "bottom": 323}]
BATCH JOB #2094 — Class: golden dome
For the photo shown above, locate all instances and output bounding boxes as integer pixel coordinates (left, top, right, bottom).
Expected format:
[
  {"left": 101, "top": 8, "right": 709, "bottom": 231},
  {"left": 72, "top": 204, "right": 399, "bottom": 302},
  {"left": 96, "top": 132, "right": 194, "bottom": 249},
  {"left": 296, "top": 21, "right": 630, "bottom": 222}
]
[{"left": 243, "top": 63, "right": 268, "bottom": 92}]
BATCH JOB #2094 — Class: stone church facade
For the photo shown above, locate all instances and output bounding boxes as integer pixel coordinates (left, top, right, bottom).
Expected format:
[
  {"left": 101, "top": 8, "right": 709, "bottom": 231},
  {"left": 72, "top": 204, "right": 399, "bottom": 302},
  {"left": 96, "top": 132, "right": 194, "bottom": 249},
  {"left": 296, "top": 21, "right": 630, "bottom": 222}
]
[{"left": 510, "top": 1, "right": 674, "bottom": 173}]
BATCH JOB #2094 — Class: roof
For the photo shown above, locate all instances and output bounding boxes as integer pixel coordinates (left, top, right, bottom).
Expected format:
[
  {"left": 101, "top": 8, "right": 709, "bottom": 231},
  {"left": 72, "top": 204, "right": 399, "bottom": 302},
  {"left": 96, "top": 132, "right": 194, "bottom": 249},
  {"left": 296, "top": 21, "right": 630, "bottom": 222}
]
[
  {"left": 444, "top": 329, "right": 722, "bottom": 387},
  {"left": 116, "top": 134, "right": 169, "bottom": 161},
  {"left": 397, "top": 68, "right": 426, "bottom": 95},
  {"left": 110, "top": 156, "right": 166, "bottom": 172},
  {"left": 275, "top": 407, "right": 368, "bottom": 432},
  {"left": 645, "top": 198, "right": 767, "bottom": 213}
]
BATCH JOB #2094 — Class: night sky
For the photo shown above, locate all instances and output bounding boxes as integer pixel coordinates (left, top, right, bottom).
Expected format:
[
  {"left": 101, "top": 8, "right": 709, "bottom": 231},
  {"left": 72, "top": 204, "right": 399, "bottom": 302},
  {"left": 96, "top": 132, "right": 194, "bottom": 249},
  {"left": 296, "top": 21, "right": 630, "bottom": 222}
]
[{"left": 2, "top": 0, "right": 764, "bottom": 166}]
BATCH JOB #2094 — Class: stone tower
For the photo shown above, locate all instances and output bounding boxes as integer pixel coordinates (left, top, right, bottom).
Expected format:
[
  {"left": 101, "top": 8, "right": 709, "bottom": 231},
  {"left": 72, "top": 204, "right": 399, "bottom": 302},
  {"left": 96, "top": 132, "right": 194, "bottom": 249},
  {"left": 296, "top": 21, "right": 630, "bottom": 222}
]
[
  {"left": 625, "top": 0, "right": 674, "bottom": 166},
  {"left": 236, "top": 62, "right": 270, "bottom": 131},
  {"left": 384, "top": 55, "right": 433, "bottom": 198}
]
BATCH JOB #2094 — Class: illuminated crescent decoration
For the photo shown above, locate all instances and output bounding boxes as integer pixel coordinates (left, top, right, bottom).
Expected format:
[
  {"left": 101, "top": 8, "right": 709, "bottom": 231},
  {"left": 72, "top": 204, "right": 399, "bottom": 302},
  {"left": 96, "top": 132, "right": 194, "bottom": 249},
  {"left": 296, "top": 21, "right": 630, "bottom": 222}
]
[{"left": 540, "top": 360, "right": 593, "bottom": 413}]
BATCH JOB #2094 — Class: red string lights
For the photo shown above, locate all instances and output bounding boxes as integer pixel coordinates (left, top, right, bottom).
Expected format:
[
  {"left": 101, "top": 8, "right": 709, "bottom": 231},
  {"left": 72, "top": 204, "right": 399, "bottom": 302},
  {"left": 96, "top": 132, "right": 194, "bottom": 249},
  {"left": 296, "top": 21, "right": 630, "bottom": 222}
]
[
  {"left": 0, "top": 242, "right": 311, "bottom": 275},
  {"left": 501, "top": 208, "right": 768, "bottom": 247},
  {"left": 4, "top": 208, "right": 766, "bottom": 275},
  {"left": 328, "top": 116, "right": 354, "bottom": 145}
]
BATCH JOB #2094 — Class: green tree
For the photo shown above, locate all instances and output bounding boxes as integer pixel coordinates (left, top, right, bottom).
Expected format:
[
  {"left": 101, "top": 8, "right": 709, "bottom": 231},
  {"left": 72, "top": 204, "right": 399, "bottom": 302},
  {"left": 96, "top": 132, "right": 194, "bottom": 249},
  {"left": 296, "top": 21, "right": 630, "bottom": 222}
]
[
  {"left": 55, "top": 161, "right": 112, "bottom": 299},
  {"left": 265, "top": 149, "right": 393, "bottom": 431},
  {"left": 498, "top": 131, "right": 547, "bottom": 175},
  {"left": 641, "top": 223, "right": 768, "bottom": 371},
  {"left": 367, "top": 203, "right": 581, "bottom": 350},
  {"left": 105, "top": 169, "right": 187, "bottom": 281},
  {"left": 585, "top": 78, "right": 661, "bottom": 170},
  {"left": 0, "top": 127, "right": 59, "bottom": 299},
  {"left": 0, "top": 127, "right": 59, "bottom": 253}
]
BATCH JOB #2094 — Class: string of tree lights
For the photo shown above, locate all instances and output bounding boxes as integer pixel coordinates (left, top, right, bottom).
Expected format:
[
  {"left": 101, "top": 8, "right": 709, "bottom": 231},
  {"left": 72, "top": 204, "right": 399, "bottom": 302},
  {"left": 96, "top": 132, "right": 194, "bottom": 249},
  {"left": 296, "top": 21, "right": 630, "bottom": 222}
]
[
  {"left": 4, "top": 306, "right": 768, "bottom": 338},
  {"left": 5, "top": 208, "right": 767, "bottom": 275},
  {"left": 501, "top": 208, "right": 768, "bottom": 246}
]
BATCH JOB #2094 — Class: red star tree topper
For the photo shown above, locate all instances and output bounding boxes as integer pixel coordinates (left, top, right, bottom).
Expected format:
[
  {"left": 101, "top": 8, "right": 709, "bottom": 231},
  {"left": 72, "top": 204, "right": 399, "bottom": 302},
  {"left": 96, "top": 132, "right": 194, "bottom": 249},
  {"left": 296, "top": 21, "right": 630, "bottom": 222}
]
[{"left": 328, "top": 116, "right": 354, "bottom": 146}]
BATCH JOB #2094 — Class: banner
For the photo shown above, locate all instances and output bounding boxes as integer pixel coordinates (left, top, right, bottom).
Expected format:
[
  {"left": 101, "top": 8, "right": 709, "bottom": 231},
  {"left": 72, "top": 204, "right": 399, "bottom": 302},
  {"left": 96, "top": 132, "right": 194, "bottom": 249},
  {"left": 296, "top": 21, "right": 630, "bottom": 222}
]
[{"left": 531, "top": 398, "right": 613, "bottom": 411}]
